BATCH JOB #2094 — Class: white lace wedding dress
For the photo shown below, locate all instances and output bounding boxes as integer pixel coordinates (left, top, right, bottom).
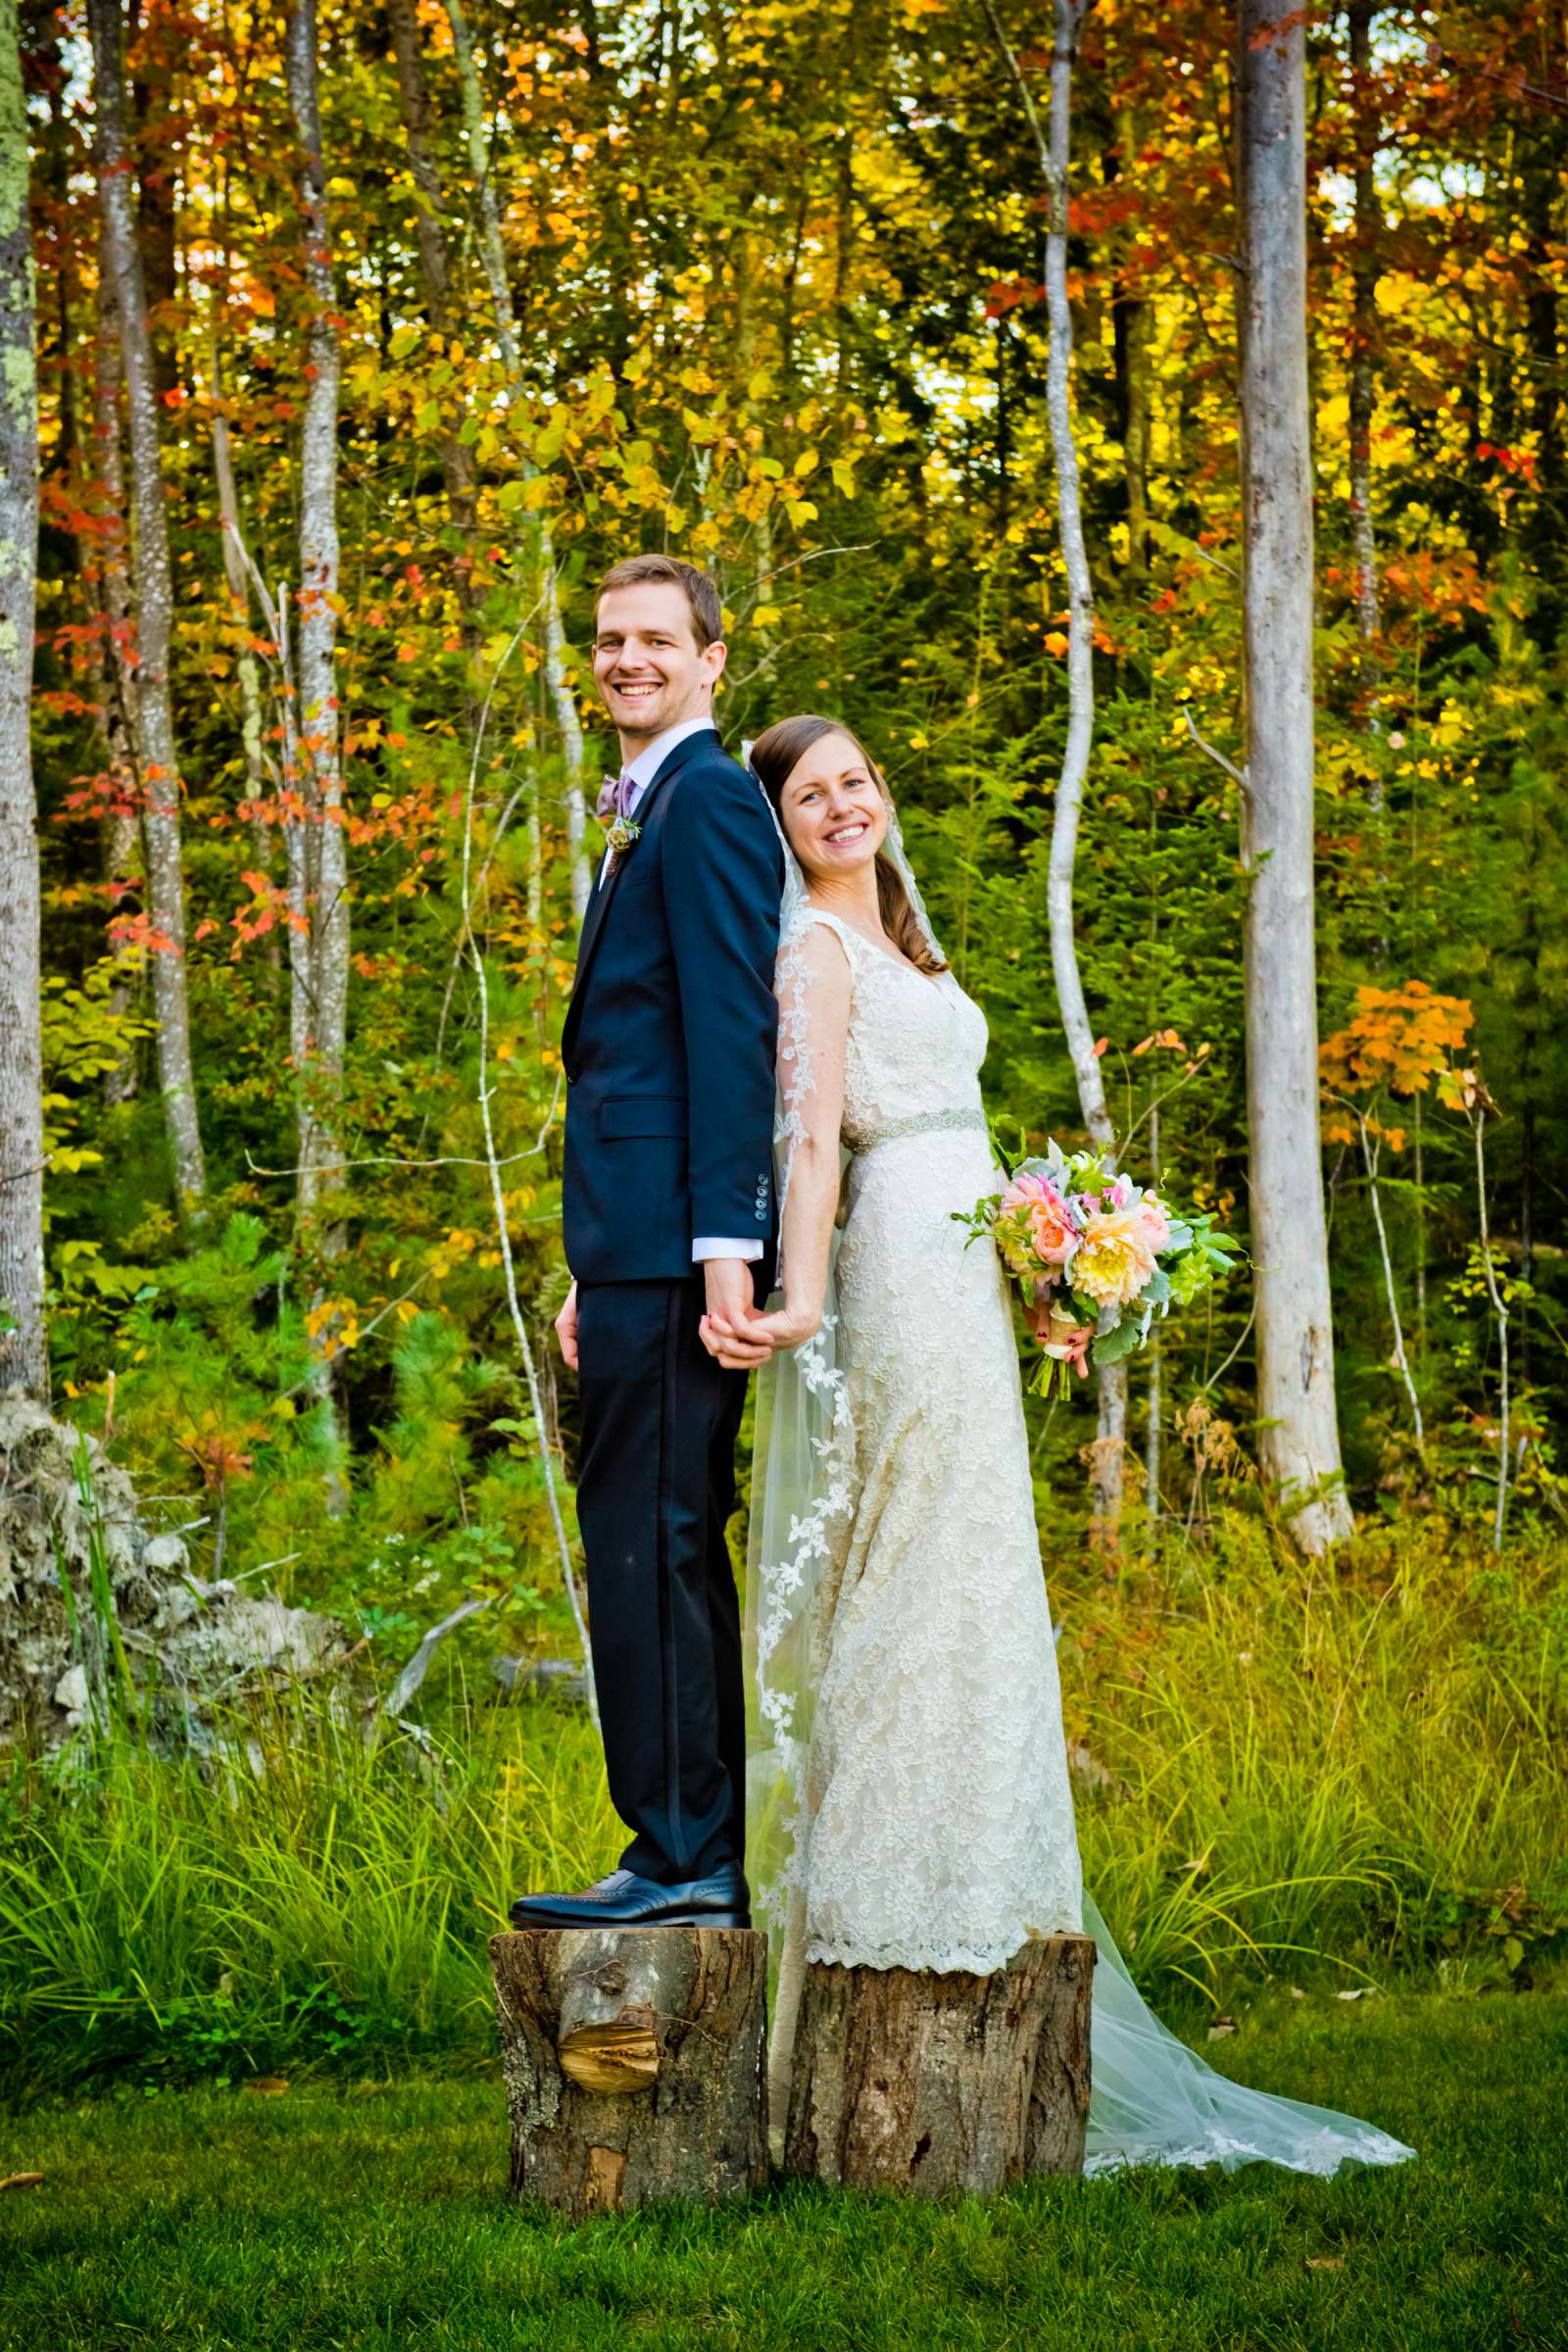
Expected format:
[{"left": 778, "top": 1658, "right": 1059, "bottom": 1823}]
[{"left": 748, "top": 905, "right": 1415, "bottom": 2179}]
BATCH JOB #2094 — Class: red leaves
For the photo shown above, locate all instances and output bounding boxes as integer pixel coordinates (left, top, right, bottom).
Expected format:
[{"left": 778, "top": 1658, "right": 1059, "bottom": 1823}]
[
  {"left": 984, "top": 277, "right": 1047, "bottom": 319},
  {"left": 107, "top": 912, "right": 178, "bottom": 956},
  {"left": 1475, "top": 442, "right": 1539, "bottom": 482}
]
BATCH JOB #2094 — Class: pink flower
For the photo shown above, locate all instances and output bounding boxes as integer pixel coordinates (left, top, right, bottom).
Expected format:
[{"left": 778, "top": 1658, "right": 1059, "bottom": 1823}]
[
  {"left": 1029, "top": 1198, "right": 1077, "bottom": 1267},
  {"left": 1136, "top": 1194, "right": 1171, "bottom": 1254},
  {"left": 1002, "top": 1173, "right": 1078, "bottom": 1268}
]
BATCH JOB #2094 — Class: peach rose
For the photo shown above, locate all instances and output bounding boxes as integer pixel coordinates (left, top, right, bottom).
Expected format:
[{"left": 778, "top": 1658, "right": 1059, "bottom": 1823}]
[{"left": 1071, "top": 1205, "right": 1157, "bottom": 1310}]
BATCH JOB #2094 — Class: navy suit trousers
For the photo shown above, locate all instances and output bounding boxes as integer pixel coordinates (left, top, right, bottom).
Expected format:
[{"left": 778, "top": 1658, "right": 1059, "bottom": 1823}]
[{"left": 574, "top": 1276, "right": 751, "bottom": 1886}]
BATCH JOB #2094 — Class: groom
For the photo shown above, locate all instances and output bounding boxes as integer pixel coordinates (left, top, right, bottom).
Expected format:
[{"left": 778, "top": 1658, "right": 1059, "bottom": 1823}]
[{"left": 511, "top": 556, "right": 783, "bottom": 1933}]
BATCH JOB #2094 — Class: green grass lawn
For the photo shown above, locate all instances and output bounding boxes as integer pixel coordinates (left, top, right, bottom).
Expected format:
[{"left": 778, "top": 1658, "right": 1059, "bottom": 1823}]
[{"left": 3, "top": 1987, "right": 1564, "bottom": 2351}]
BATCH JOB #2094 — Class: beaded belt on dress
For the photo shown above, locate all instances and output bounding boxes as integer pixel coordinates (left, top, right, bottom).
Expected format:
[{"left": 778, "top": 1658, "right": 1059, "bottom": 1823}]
[{"left": 846, "top": 1106, "right": 989, "bottom": 1155}]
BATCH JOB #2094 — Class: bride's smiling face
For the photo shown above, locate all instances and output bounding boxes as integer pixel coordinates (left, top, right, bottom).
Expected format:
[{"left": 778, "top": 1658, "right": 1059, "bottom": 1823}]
[{"left": 779, "top": 732, "right": 890, "bottom": 883}]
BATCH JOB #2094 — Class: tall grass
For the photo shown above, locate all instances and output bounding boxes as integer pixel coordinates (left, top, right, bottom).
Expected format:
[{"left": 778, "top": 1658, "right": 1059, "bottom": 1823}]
[
  {"left": 0, "top": 1695, "right": 618, "bottom": 2096},
  {"left": 2, "top": 1516, "right": 1562, "bottom": 2096},
  {"left": 1061, "top": 1515, "right": 1568, "bottom": 1991}
]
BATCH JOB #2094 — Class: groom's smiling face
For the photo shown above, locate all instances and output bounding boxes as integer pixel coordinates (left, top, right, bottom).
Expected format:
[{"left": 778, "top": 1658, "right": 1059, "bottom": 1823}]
[{"left": 593, "top": 581, "right": 726, "bottom": 749}]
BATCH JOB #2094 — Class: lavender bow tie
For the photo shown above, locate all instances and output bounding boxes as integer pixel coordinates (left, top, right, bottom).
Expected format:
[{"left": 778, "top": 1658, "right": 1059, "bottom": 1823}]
[{"left": 597, "top": 772, "right": 636, "bottom": 825}]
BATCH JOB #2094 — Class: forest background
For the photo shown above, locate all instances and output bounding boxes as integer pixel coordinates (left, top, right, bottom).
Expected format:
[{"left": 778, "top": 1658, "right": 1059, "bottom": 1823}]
[{"left": 0, "top": 0, "right": 1565, "bottom": 2108}]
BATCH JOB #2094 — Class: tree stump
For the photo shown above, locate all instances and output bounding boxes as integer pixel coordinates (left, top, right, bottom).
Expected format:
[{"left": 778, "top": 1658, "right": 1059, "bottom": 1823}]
[
  {"left": 489, "top": 1928, "right": 768, "bottom": 2219},
  {"left": 782, "top": 1935, "right": 1095, "bottom": 2196}
]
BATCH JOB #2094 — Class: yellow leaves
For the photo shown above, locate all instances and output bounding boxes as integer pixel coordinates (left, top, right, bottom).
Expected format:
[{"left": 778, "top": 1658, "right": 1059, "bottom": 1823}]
[
  {"left": 1320, "top": 980, "right": 1474, "bottom": 1104},
  {"left": 427, "top": 1228, "right": 481, "bottom": 1280},
  {"left": 753, "top": 605, "right": 782, "bottom": 629},
  {"left": 747, "top": 367, "right": 772, "bottom": 402},
  {"left": 622, "top": 346, "right": 654, "bottom": 384},
  {"left": 831, "top": 458, "right": 857, "bottom": 496},
  {"left": 794, "top": 447, "right": 819, "bottom": 477}
]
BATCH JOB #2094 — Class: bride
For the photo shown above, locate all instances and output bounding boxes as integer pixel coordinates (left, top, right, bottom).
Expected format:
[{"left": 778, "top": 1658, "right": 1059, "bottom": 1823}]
[{"left": 699, "top": 711, "right": 1414, "bottom": 2180}]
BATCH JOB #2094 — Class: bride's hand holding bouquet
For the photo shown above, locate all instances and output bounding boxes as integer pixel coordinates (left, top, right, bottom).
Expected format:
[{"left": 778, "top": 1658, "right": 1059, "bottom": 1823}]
[{"left": 958, "top": 1140, "right": 1241, "bottom": 1399}]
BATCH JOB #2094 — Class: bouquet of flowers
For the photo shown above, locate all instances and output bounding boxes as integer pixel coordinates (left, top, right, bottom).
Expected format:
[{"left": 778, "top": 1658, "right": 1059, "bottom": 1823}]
[{"left": 956, "top": 1141, "right": 1240, "bottom": 1397}]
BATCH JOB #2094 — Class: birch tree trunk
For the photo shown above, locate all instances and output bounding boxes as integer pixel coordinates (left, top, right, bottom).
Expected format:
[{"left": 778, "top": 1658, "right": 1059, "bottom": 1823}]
[
  {"left": 285, "top": 0, "right": 349, "bottom": 1509},
  {"left": 989, "top": 0, "right": 1126, "bottom": 1552},
  {"left": 88, "top": 254, "right": 144, "bottom": 1099},
  {"left": 285, "top": 0, "right": 348, "bottom": 1223},
  {"left": 1237, "top": 0, "right": 1353, "bottom": 1553},
  {"left": 87, "top": 0, "right": 206, "bottom": 1215},
  {"left": 0, "top": 0, "right": 47, "bottom": 1398},
  {"left": 446, "top": 0, "right": 591, "bottom": 921},
  {"left": 209, "top": 333, "right": 279, "bottom": 986}
]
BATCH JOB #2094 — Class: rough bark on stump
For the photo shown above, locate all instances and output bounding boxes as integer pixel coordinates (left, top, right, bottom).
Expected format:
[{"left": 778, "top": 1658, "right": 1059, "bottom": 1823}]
[
  {"left": 784, "top": 1935, "right": 1094, "bottom": 2196},
  {"left": 490, "top": 1928, "right": 768, "bottom": 2220}
]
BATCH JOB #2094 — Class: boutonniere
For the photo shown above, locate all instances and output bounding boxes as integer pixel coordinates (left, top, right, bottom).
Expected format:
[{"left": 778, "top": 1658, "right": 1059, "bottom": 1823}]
[{"left": 605, "top": 816, "right": 641, "bottom": 859}]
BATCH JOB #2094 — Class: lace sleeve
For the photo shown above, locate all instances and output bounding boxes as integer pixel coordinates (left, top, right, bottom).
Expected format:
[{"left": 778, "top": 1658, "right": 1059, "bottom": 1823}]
[{"left": 773, "top": 917, "right": 851, "bottom": 1307}]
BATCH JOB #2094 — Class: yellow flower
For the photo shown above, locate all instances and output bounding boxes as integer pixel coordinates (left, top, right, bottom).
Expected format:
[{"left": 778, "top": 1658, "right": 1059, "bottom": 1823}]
[{"left": 1072, "top": 1206, "right": 1156, "bottom": 1311}]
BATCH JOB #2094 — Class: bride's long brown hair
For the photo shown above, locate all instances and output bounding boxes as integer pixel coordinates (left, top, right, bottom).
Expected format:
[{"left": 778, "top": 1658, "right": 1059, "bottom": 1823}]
[{"left": 747, "top": 714, "right": 948, "bottom": 977}]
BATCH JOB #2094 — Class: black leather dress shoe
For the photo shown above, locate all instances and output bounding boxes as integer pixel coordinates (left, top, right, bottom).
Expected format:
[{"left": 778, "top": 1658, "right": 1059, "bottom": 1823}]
[{"left": 509, "top": 1865, "right": 751, "bottom": 1932}]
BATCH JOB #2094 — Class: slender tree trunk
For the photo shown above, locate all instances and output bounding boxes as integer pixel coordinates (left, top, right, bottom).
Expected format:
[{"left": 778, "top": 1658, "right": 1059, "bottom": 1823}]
[
  {"left": 446, "top": 0, "right": 590, "bottom": 920},
  {"left": 1236, "top": 0, "right": 1352, "bottom": 1553},
  {"left": 209, "top": 341, "right": 279, "bottom": 985},
  {"left": 286, "top": 0, "right": 349, "bottom": 1508},
  {"left": 86, "top": 0, "right": 206, "bottom": 1215},
  {"left": 1347, "top": 0, "right": 1381, "bottom": 769},
  {"left": 0, "top": 0, "right": 46, "bottom": 1397},
  {"left": 285, "top": 0, "right": 348, "bottom": 1203},
  {"left": 1144, "top": 1097, "right": 1161, "bottom": 1535},
  {"left": 88, "top": 254, "right": 144, "bottom": 1099},
  {"left": 989, "top": 0, "right": 1125, "bottom": 1551}
]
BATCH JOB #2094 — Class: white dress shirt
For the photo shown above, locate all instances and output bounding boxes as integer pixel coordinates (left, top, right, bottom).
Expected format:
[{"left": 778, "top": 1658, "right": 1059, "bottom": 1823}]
[{"left": 600, "top": 715, "right": 761, "bottom": 1268}]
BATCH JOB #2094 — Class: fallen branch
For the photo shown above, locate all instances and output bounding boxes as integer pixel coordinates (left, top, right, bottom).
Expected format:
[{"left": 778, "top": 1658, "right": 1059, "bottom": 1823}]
[{"left": 382, "top": 1593, "right": 491, "bottom": 1718}]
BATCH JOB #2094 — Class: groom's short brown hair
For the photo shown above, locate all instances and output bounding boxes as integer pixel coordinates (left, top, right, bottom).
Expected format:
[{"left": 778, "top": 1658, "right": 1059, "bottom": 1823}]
[{"left": 595, "top": 555, "right": 723, "bottom": 651}]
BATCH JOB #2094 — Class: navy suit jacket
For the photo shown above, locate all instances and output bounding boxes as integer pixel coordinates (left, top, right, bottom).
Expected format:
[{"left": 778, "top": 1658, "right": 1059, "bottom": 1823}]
[{"left": 561, "top": 728, "right": 784, "bottom": 1287}]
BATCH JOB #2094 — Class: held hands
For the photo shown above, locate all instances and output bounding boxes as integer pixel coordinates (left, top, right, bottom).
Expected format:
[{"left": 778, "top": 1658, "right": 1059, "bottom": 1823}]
[
  {"left": 699, "top": 1257, "right": 820, "bottom": 1371},
  {"left": 697, "top": 1255, "right": 773, "bottom": 1372},
  {"left": 557, "top": 1264, "right": 821, "bottom": 1374}
]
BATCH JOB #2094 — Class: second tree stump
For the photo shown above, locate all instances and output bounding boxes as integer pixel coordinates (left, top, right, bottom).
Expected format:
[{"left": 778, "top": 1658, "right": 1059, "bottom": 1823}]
[
  {"left": 783, "top": 1935, "right": 1095, "bottom": 2196},
  {"left": 490, "top": 1926, "right": 768, "bottom": 2220}
]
